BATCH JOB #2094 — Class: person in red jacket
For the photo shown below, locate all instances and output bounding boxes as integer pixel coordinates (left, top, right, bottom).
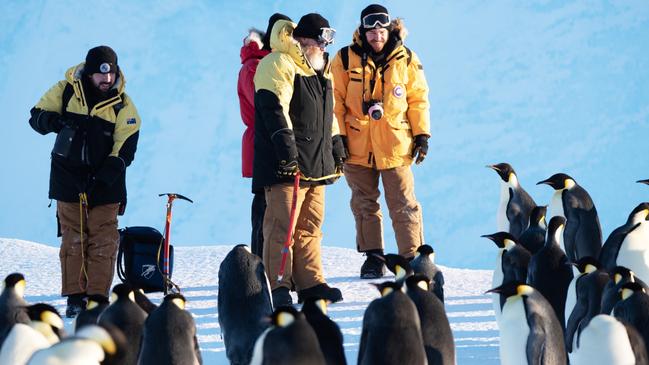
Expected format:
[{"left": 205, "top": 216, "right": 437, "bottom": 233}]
[{"left": 238, "top": 13, "right": 291, "bottom": 258}]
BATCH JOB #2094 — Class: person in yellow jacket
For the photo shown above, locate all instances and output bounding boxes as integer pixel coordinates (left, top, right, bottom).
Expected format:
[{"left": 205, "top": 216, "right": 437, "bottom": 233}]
[
  {"left": 254, "top": 14, "right": 347, "bottom": 306},
  {"left": 29, "top": 46, "right": 141, "bottom": 317},
  {"left": 331, "top": 4, "right": 430, "bottom": 278}
]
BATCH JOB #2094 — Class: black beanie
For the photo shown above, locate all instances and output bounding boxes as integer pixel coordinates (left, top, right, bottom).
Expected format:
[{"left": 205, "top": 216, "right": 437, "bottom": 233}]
[
  {"left": 293, "top": 13, "right": 330, "bottom": 40},
  {"left": 84, "top": 45, "right": 118, "bottom": 75},
  {"left": 262, "top": 13, "right": 292, "bottom": 51},
  {"left": 360, "top": 4, "right": 389, "bottom": 23}
]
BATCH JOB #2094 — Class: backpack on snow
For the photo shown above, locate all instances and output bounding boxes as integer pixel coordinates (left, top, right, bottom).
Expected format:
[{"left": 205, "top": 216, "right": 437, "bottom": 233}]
[{"left": 117, "top": 226, "right": 174, "bottom": 293}]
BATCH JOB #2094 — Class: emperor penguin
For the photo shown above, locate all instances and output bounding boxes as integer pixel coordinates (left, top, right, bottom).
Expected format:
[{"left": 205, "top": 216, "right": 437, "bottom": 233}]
[
  {"left": 488, "top": 162, "right": 537, "bottom": 238},
  {"left": 301, "top": 296, "right": 346, "bottom": 365},
  {"left": 218, "top": 244, "right": 273, "bottom": 365},
  {"left": 384, "top": 254, "right": 414, "bottom": 285},
  {"left": 138, "top": 293, "right": 202, "bottom": 365},
  {"left": 601, "top": 266, "right": 649, "bottom": 315},
  {"left": 97, "top": 283, "right": 147, "bottom": 365},
  {"left": 613, "top": 282, "right": 649, "bottom": 356},
  {"left": 410, "top": 244, "right": 445, "bottom": 303},
  {"left": 134, "top": 288, "right": 157, "bottom": 314},
  {"left": 537, "top": 173, "right": 602, "bottom": 262},
  {"left": 518, "top": 206, "right": 547, "bottom": 255},
  {"left": 405, "top": 275, "right": 455, "bottom": 365},
  {"left": 565, "top": 257, "right": 601, "bottom": 335},
  {"left": 565, "top": 258, "right": 609, "bottom": 357},
  {"left": 0, "top": 273, "right": 29, "bottom": 348},
  {"left": 250, "top": 305, "right": 326, "bottom": 365},
  {"left": 27, "top": 323, "right": 126, "bottom": 365},
  {"left": 599, "top": 202, "right": 649, "bottom": 271},
  {"left": 610, "top": 204, "right": 649, "bottom": 284},
  {"left": 357, "top": 282, "right": 427, "bottom": 365},
  {"left": 0, "top": 303, "right": 63, "bottom": 365},
  {"left": 527, "top": 216, "right": 574, "bottom": 330},
  {"left": 481, "top": 231, "right": 527, "bottom": 322},
  {"left": 74, "top": 294, "right": 109, "bottom": 332},
  {"left": 571, "top": 314, "right": 649, "bottom": 365},
  {"left": 487, "top": 282, "right": 566, "bottom": 365}
]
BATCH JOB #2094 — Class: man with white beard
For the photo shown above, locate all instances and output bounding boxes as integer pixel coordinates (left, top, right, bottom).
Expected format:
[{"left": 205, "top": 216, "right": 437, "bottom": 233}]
[{"left": 253, "top": 13, "right": 347, "bottom": 307}]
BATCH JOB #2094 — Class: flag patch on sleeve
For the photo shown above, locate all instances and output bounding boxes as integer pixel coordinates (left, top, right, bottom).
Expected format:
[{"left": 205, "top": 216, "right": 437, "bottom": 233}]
[{"left": 127, "top": 118, "right": 136, "bottom": 125}]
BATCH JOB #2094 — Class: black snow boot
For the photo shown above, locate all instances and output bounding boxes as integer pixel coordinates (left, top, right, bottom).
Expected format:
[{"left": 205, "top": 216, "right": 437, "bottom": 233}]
[
  {"left": 297, "top": 283, "right": 343, "bottom": 304},
  {"left": 360, "top": 250, "right": 386, "bottom": 279},
  {"left": 65, "top": 293, "right": 87, "bottom": 318},
  {"left": 272, "top": 287, "right": 293, "bottom": 308}
]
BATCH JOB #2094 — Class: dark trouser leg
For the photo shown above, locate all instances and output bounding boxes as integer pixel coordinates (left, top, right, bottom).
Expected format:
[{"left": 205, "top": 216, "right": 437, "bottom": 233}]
[{"left": 251, "top": 191, "right": 266, "bottom": 258}]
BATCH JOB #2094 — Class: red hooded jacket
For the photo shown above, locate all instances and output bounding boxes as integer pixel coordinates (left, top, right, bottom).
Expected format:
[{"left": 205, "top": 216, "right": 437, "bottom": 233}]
[{"left": 238, "top": 35, "right": 269, "bottom": 178}]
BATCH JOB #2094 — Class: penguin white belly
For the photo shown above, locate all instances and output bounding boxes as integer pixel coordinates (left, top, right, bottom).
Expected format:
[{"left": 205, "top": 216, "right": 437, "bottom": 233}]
[
  {"left": 27, "top": 339, "right": 104, "bottom": 365},
  {"left": 249, "top": 327, "right": 272, "bottom": 365},
  {"left": 499, "top": 296, "right": 530, "bottom": 365},
  {"left": 492, "top": 252, "right": 504, "bottom": 323},
  {"left": 549, "top": 191, "right": 564, "bottom": 220},
  {"left": 616, "top": 223, "right": 649, "bottom": 282},
  {"left": 571, "top": 314, "right": 635, "bottom": 365},
  {"left": 564, "top": 273, "right": 580, "bottom": 330},
  {"left": 497, "top": 184, "right": 510, "bottom": 232},
  {"left": 0, "top": 324, "right": 50, "bottom": 365}
]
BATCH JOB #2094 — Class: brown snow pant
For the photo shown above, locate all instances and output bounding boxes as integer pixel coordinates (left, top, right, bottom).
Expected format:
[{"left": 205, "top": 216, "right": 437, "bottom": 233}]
[
  {"left": 344, "top": 163, "right": 424, "bottom": 258},
  {"left": 57, "top": 201, "right": 119, "bottom": 297},
  {"left": 263, "top": 183, "right": 326, "bottom": 291}
]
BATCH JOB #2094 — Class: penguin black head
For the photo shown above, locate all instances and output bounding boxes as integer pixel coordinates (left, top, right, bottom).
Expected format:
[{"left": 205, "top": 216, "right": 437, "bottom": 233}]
[
  {"left": 233, "top": 243, "right": 251, "bottom": 252},
  {"left": 371, "top": 281, "right": 404, "bottom": 297},
  {"left": 86, "top": 294, "right": 109, "bottom": 310},
  {"left": 529, "top": 206, "right": 548, "bottom": 227},
  {"left": 481, "top": 231, "right": 517, "bottom": 249},
  {"left": 405, "top": 274, "right": 432, "bottom": 292},
  {"left": 110, "top": 283, "right": 135, "bottom": 302},
  {"left": 163, "top": 293, "right": 187, "bottom": 310},
  {"left": 301, "top": 296, "right": 329, "bottom": 316},
  {"left": 619, "top": 282, "right": 646, "bottom": 300},
  {"left": 271, "top": 305, "right": 302, "bottom": 327},
  {"left": 629, "top": 202, "right": 649, "bottom": 222},
  {"left": 572, "top": 256, "right": 601, "bottom": 274},
  {"left": 3, "top": 272, "right": 26, "bottom": 297},
  {"left": 486, "top": 281, "right": 532, "bottom": 299},
  {"left": 27, "top": 303, "right": 65, "bottom": 338},
  {"left": 537, "top": 173, "right": 575, "bottom": 190},
  {"left": 637, "top": 179, "right": 649, "bottom": 185},
  {"left": 384, "top": 254, "right": 413, "bottom": 281},
  {"left": 487, "top": 163, "right": 516, "bottom": 183},
  {"left": 610, "top": 266, "right": 636, "bottom": 284},
  {"left": 416, "top": 244, "right": 435, "bottom": 257},
  {"left": 547, "top": 216, "right": 566, "bottom": 241}
]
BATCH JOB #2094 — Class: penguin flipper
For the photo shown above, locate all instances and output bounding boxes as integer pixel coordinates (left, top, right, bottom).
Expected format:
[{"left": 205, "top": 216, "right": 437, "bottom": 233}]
[
  {"left": 565, "top": 296, "right": 587, "bottom": 353},
  {"left": 193, "top": 335, "right": 203, "bottom": 365},
  {"left": 526, "top": 314, "right": 548, "bottom": 364},
  {"left": 564, "top": 207, "right": 580, "bottom": 261},
  {"left": 623, "top": 322, "right": 649, "bottom": 365},
  {"left": 433, "top": 271, "right": 445, "bottom": 303}
]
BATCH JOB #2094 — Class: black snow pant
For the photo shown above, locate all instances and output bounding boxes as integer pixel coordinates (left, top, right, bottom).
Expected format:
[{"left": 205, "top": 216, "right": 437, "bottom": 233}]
[{"left": 251, "top": 191, "right": 266, "bottom": 258}]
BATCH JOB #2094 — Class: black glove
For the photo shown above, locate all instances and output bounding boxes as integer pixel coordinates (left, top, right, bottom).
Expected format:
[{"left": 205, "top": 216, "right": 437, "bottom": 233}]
[
  {"left": 52, "top": 116, "right": 77, "bottom": 133},
  {"left": 340, "top": 135, "right": 349, "bottom": 159},
  {"left": 334, "top": 156, "right": 345, "bottom": 174},
  {"left": 411, "top": 134, "right": 429, "bottom": 164},
  {"left": 276, "top": 159, "right": 299, "bottom": 178}
]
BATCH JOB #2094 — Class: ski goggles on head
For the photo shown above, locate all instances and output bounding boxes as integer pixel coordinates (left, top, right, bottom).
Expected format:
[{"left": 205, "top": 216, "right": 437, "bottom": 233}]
[
  {"left": 318, "top": 27, "right": 336, "bottom": 46},
  {"left": 361, "top": 12, "right": 391, "bottom": 29}
]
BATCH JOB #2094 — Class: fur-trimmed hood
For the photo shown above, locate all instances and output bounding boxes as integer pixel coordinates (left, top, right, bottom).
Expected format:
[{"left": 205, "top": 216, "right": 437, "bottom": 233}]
[{"left": 240, "top": 28, "right": 269, "bottom": 64}]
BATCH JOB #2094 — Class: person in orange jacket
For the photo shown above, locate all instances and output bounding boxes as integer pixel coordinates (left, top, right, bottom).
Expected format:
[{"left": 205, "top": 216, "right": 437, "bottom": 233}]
[{"left": 331, "top": 4, "right": 431, "bottom": 278}]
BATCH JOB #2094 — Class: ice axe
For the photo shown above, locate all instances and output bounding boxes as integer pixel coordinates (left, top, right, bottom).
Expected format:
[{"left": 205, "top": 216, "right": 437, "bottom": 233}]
[{"left": 159, "top": 193, "right": 193, "bottom": 294}]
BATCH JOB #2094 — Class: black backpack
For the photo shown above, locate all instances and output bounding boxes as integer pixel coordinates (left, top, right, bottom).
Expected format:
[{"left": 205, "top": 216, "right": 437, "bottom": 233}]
[{"left": 117, "top": 226, "right": 174, "bottom": 293}]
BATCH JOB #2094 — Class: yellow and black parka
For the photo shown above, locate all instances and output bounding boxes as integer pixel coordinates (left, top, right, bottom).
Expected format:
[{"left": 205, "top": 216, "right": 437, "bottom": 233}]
[
  {"left": 252, "top": 19, "right": 345, "bottom": 191},
  {"left": 29, "top": 63, "right": 140, "bottom": 208}
]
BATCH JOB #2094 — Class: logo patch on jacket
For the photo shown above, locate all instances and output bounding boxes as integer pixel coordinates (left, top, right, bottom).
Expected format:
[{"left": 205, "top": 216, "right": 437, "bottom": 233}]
[
  {"left": 127, "top": 118, "right": 136, "bottom": 125},
  {"left": 393, "top": 85, "right": 405, "bottom": 98}
]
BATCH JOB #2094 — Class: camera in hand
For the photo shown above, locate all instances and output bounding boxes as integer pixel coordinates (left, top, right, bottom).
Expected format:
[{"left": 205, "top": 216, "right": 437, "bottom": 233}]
[{"left": 363, "top": 100, "right": 384, "bottom": 121}]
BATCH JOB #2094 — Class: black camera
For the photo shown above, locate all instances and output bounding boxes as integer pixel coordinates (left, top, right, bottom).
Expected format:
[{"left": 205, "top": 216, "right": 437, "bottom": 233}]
[{"left": 363, "top": 100, "right": 384, "bottom": 121}]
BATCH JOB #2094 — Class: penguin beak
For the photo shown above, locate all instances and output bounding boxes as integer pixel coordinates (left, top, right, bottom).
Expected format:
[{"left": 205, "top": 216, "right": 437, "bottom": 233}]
[
  {"left": 637, "top": 179, "right": 649, "bottom": 185},
  {"left": 486, "top": 164, "right": 500, "bottom": 172},
  {"left": 536, "top": 178, "right": 552, "bottom": 186}
]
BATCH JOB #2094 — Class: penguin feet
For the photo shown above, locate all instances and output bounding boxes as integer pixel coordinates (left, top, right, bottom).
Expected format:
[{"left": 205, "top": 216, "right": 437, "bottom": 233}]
[
  {"left": 272, "top": 287, "right": 293, "bottom": 308},
  {"left": 297, "top": 283, "right": 343, "bottom": 304},
  {"left": 360, "top": 251, "right": 386, "bottom": 279},
  {"left": 65, "top": 293, "right": 87, "bottom": 318}
]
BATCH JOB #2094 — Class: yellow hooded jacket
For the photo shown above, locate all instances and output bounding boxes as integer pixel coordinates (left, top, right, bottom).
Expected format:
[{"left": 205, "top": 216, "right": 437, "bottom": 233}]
[
  {"left": 252, "top": 19, "right": 345, "bottom": 190},
  {"left": 331, "top": 19, "right": 430, "bottom": 170},
  {"left": 29, "top": 63, "right": 140, "bottom": 207}
]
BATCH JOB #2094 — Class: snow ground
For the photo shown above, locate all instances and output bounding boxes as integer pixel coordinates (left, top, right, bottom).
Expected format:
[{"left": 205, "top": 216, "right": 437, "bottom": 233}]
[{"left": 0, "top": 238, "right": 498, "bottom": 364}]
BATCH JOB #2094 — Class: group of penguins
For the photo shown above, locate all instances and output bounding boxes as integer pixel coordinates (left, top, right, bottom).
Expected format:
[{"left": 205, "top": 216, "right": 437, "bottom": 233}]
[
  {"left": 0, "top": 274, "right": 202, "bottom": 365},
  {"left": 487, "top": 162, "right": 649, "bottom": 365},
  {"left": 217, "top": 243, "right": 452, "bottom": 365}
]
